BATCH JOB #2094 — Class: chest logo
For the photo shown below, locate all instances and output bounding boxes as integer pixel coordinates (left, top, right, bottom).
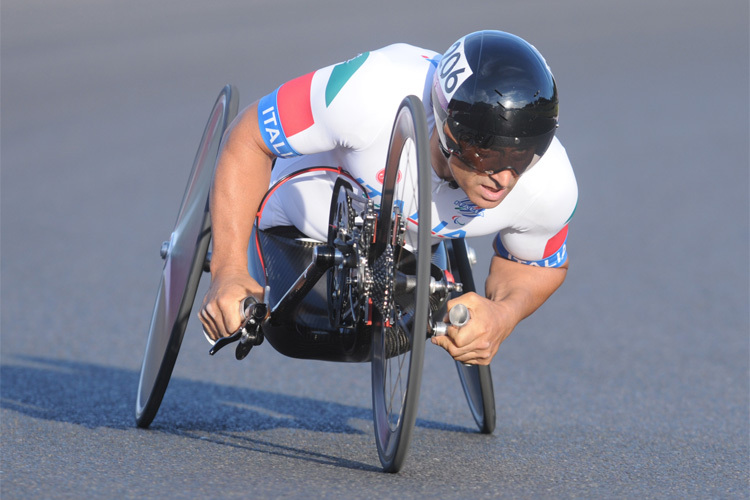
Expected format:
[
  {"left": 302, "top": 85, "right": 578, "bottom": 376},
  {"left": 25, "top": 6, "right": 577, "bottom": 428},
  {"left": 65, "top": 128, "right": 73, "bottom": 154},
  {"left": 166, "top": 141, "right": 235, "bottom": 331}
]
[{"left": 454, "top": 197, "right": 484, "bottom": 219}]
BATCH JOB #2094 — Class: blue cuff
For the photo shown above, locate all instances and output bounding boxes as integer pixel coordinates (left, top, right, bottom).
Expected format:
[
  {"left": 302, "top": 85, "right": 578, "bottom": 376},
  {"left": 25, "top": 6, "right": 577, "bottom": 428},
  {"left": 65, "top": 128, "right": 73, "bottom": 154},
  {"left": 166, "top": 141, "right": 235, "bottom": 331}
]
[
  {"left": 493, "top": 234, "right": 568, "bottom": 268},
  {"left": 257, "top": 89, "right": 300, "bottom": 158}
]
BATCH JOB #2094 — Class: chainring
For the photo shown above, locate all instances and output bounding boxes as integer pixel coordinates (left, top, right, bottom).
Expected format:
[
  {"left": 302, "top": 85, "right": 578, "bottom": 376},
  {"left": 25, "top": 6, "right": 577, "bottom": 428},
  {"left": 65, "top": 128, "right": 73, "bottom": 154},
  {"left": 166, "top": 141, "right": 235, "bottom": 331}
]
[{"left": 327, "top": 182, "right": 374, "bottom": 330}]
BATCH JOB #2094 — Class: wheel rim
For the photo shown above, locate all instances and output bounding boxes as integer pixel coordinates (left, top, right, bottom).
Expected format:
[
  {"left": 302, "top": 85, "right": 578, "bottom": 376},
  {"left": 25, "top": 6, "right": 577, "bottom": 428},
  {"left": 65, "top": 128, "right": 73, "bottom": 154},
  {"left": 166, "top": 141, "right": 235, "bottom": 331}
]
[
  {"left": 371, "top": 96, "right": 430, "bottom": 471},
  {"left": 136, "top": 275, "right": 168, "bottom": 417},
  {"left": 457, "top": 363, "right": 486, "bottom": 422}
]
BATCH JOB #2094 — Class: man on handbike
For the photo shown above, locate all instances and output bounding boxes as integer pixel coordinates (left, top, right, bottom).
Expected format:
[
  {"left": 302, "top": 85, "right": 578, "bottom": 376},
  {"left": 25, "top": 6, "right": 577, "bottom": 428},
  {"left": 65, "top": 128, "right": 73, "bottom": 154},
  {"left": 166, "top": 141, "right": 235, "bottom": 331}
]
[{"left": 199, "top": 30, "right": 578, "bottom": 366}]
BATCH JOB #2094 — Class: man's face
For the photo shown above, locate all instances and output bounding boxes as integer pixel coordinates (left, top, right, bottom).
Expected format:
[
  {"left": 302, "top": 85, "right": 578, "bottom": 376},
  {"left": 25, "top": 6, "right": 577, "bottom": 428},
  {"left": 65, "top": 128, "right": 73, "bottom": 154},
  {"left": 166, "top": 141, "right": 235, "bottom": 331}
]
[
  {"left": 439, "top": 125, "right": 538, "bottom": 209},
  {"left": 447, "top": 152, "right": 521, "bottom": 209}
]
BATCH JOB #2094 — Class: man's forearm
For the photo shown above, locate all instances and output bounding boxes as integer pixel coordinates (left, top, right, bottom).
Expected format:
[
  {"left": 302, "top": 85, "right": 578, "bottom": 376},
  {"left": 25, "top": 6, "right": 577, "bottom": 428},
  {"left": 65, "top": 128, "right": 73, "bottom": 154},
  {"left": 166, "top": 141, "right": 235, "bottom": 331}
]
[
  {"left": 484, "top": 254, "right": 568, "bottom": 325},
  {"left": 199, "top": 102, "right": 275, "bottom": 340}
]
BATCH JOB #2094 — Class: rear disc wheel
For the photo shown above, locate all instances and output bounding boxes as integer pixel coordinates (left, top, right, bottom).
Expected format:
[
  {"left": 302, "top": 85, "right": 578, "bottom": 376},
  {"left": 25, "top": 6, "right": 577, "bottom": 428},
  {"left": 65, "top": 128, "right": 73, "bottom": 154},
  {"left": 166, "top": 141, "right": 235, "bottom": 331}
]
[{"left": 135, "top": 85, "right": 239, "bottom": 428}]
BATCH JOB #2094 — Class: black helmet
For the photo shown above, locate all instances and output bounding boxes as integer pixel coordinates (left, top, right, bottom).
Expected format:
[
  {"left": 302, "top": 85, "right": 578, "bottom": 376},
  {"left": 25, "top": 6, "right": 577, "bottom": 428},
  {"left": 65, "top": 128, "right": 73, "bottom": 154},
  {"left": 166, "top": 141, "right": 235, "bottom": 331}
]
[{"left": 432, "top": 30, "right": 558, "bottom": 174}]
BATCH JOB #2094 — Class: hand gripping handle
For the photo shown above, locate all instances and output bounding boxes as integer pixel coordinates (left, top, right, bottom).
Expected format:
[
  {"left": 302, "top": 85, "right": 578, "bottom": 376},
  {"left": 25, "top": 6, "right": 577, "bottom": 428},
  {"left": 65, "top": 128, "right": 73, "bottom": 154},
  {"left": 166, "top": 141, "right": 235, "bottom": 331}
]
[
  {"left": 431, "top": 304, "right": 471, "bottom": 336},
  {"left": 209, "top": 297, "right": 267, "bottom": 357}
]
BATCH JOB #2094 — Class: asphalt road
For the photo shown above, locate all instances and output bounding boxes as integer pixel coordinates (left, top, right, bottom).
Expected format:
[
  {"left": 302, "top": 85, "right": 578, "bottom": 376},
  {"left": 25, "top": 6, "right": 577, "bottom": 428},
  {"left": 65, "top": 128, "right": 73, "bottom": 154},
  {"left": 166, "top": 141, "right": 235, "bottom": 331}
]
[{"left": 2, "top": 1, "right": 748, "bottom": 498}]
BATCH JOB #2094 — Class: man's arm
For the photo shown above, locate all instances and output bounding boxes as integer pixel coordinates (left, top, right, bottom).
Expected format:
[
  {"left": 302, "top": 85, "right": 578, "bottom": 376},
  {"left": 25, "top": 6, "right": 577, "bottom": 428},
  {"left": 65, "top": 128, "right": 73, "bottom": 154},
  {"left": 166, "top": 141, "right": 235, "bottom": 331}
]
[
  {"left": 431, "top": 254, "right": 568, "bottom": 364},
  {"left": 199, "top": 101, "right": 275, "bottom": 340}
]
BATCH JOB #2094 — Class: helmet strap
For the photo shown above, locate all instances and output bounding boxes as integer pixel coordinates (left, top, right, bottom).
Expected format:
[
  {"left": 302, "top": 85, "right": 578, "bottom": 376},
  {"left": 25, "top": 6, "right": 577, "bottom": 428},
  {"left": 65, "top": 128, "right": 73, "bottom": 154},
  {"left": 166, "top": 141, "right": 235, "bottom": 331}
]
[{"left": 438, "top": 138, "right": 452, "bottom": 159}]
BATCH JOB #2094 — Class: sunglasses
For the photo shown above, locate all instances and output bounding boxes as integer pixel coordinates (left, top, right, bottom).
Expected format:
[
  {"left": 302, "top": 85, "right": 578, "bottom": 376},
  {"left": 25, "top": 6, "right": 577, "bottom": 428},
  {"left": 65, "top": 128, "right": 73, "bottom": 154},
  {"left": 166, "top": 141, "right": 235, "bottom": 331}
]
[{"left": 439, "top": 137, "right": 535, "bottom": 177}]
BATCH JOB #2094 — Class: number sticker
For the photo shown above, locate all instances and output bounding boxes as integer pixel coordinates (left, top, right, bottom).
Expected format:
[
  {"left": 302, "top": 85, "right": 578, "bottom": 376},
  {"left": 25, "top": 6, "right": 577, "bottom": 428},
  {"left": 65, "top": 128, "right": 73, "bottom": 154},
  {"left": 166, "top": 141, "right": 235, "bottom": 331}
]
[{"left": 437, "top": 36, "right": 472, "bottom": 103}]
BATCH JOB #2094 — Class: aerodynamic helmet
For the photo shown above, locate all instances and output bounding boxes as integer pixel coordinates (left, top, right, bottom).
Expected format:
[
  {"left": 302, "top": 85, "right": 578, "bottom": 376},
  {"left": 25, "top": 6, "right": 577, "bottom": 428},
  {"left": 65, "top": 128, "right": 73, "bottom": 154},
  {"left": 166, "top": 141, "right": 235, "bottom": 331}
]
[{"left": 431, "top": 30, "right": 558, "bottom": 175}]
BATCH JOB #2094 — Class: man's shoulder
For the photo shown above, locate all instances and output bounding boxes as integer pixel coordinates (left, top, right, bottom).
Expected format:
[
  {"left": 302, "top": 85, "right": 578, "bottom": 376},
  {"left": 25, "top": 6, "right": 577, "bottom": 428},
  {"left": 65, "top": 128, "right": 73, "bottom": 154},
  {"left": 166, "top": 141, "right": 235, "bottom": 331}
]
[
  {"left": 523, "top": 138, "right": 576, "bottom": 191},
  {"left": 510, "top": 137, "right": 578, "bottom": 225},
  {"left": 311, "top": 43, "right": 437, "bottom": 100},
  {"left": 374, "top": 42, "right": 439, "bottom": 56},
  {"left": 365, "top": 43, "right": 441, "bottom": 71}
]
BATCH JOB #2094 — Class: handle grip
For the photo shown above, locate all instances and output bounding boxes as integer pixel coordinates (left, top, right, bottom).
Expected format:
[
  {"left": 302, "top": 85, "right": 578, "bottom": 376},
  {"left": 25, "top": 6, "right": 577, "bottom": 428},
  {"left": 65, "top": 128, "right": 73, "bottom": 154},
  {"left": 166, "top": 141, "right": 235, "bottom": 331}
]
[
  {"left": 208, "top": 296, "right": 267, "bottom": 356},
  {"left": 432, "top": 304, "right": 471, "bottom": 336},
  {"left": 448, "top": 304, "right": 470, "bottom": 328}
]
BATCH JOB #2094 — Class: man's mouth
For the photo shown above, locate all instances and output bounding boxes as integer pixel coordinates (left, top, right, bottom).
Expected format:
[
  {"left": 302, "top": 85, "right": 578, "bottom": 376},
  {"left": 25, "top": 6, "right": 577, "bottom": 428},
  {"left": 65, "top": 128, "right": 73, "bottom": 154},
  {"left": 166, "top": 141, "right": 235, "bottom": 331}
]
[{"left": 480, "top": 183, "right": 506, "bottom": 202}]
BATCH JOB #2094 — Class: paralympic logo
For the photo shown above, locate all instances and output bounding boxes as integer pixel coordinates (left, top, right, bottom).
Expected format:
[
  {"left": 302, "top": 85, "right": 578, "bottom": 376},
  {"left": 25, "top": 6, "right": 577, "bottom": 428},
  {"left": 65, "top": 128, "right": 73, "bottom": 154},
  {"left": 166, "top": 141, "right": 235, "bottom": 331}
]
[{"left": 454, "top": 197, "right": 484, "bottom": 219}]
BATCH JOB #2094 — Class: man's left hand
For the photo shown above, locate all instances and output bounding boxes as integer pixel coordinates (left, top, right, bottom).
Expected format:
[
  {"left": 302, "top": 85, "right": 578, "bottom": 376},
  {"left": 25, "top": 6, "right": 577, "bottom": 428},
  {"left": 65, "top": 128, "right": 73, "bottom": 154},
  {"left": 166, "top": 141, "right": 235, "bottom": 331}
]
[{"left": 431, "top": 292, "right": 518, "bottom": 365}]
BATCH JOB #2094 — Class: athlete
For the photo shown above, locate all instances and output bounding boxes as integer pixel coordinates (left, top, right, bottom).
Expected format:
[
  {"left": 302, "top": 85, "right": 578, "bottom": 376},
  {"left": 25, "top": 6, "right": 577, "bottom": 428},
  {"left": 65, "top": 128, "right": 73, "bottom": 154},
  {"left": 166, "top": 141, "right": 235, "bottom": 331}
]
[{"left": 199, "top": 30, "right": 578, "bottom": 365}]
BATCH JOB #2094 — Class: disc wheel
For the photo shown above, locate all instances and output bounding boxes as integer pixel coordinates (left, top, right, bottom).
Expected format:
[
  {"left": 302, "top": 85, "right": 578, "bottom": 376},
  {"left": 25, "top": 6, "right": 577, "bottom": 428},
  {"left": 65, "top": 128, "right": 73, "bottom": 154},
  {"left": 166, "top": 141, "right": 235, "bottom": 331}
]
[
  {"left": 135, "top": 85, "right": 239, "bottom": 428},
  {"left": 371, "top": 95, "right": 431, "bottom": 472},
  {"left": 445, "top": 239, "right": 496, "bottom": 434}
]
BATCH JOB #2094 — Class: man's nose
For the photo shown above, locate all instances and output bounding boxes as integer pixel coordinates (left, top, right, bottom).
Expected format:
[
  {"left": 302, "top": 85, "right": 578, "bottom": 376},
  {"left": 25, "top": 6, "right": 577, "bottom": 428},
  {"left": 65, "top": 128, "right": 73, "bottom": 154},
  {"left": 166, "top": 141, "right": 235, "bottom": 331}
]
[{"left": 488, "top": 168, "right": 516, "bottom": 184}]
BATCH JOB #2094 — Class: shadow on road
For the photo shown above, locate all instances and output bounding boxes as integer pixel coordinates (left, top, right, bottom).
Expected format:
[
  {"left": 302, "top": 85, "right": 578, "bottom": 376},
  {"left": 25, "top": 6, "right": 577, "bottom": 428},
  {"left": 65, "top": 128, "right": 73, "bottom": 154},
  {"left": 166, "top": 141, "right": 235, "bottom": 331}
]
[
  {"left": 1, "top": 356, "right": 475, "bottom": 435},
  {"left": 2, "top": 356, "right": 478, "bottom": 472}
]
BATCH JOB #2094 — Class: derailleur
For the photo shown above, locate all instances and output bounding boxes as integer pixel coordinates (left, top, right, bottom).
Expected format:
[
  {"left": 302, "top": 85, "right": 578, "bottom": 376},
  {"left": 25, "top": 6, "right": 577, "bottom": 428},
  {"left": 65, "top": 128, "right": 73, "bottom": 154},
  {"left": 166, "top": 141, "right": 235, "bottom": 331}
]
[{"left": 209, "top": 296, "right": 267, "bottom": 360}]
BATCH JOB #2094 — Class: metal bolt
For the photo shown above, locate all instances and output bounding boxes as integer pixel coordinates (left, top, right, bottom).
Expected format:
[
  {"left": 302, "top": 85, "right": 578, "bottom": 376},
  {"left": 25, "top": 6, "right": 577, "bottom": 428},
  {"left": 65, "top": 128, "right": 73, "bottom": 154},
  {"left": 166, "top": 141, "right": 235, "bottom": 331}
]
[{"left": 160, "top": 241, "right": 170, "bottom": 259}]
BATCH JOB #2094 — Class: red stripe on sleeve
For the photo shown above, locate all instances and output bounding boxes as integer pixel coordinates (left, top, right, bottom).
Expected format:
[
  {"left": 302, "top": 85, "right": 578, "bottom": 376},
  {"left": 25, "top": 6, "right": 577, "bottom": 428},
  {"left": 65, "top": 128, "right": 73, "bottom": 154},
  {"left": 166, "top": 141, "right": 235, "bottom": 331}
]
[
  {"left": 543, "top": 225, "right": 569, "bottom": 259},
  {"left": 277, "top": 71, "right": 315, "bottom": 137}
]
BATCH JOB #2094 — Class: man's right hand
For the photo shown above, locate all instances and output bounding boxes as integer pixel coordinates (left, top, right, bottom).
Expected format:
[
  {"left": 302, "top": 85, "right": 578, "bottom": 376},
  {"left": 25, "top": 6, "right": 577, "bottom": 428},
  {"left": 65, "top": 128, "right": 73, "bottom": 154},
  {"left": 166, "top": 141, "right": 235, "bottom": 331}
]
[{"left": 199, "top": 270, "right": 265, "bottom": 341}]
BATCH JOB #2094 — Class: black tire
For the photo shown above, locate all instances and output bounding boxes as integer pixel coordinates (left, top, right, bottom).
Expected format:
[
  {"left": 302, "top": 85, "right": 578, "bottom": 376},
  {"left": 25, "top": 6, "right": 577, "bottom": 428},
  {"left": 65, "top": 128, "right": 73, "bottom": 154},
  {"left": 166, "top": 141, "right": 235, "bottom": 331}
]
[
  {"left": 135, "top": 85, "right": 239, "bottom": 428},
  {"left": 371, "top": 96, "right": 431, "bottom": 472},
  {"left": 445, "top": 239, "right": 496, "bottom": 434}
]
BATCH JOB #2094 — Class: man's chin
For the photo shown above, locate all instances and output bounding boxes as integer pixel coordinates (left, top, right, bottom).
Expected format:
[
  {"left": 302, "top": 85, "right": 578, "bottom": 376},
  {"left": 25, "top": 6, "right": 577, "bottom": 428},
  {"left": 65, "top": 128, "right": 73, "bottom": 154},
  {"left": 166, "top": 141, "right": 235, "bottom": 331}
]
[
  {"left": 470, "top": 191, "right": 506, "bottom": 210},
  {"left": 468, "top": 197, "right": 501, "bottom": 210},
  {"left": 480, "top": 183, "right": 516, "bottom": 207}
]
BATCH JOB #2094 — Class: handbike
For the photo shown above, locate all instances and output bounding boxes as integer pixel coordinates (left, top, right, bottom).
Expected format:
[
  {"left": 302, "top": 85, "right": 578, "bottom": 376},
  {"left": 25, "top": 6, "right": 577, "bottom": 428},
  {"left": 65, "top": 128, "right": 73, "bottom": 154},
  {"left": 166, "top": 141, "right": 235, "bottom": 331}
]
[{"left": 135, "top": 85, "right": 495, "bottom": 472}]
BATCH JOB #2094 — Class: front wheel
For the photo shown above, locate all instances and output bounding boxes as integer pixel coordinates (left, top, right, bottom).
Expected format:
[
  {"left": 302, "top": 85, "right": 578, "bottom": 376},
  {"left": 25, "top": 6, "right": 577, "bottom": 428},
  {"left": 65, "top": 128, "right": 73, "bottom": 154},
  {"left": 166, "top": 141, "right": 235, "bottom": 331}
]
[{"left": 370, "top": 95, "right": 431, "bottom": 472}]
